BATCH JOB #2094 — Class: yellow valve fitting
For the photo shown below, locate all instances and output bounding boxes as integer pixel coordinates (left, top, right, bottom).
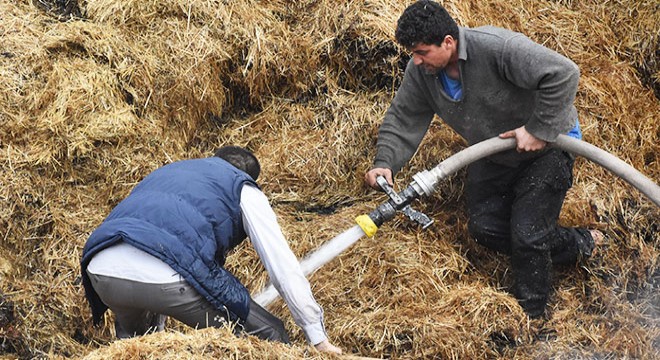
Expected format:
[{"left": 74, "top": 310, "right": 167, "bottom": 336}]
[{"left": 355, "top": 214, "right": 378, "bottom": 238}]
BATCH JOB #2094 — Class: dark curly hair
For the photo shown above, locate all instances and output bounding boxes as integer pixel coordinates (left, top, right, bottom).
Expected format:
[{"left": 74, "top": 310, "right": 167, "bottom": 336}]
[
  {"left": 395, "top": 1, "right": 459, "bottom": 48},
  {"left": 214, "top": 146, "right": 261, "bottom": 180}
]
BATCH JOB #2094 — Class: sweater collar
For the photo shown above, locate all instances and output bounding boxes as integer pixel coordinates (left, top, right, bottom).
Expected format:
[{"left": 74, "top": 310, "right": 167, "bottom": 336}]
[{"left": 457, "top": 26, "right": 468, "bottom": 61}]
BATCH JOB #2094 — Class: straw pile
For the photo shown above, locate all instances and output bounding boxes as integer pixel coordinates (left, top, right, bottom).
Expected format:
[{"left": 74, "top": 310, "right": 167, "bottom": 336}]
[{"left": 1, "top": 0, "right": 658, "bottom": 359}]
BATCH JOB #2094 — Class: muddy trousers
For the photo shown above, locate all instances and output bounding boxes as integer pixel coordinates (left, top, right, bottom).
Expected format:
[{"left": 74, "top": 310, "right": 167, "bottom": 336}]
[
  {"left": 87, "top": 272, "right": 290, "bottom": 343},
  {"left": 466, "top": 149, "right": 594, "bottom": 318}
]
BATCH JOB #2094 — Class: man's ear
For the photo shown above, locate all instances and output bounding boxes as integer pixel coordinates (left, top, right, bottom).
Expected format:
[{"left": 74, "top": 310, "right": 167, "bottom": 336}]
[{"left": 443, "top": 35, "right": 456, "bottom": 48}]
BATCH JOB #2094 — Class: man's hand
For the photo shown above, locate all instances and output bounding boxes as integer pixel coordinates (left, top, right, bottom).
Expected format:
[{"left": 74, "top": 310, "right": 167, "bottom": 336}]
[
  {"left": 364, "top": 167, "right": 393, "bottom": 190},
  {"left": 499, "top": 126, "right": 547, "bottom": 152},
  {"left": 314, "top": 339, "right": 342, "bottom": 354}
]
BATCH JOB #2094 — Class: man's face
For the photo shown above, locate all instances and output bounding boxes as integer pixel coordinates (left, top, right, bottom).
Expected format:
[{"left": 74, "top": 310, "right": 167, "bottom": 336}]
[{"left": 409, "top": 36, "right": 456, "bottom": 74}]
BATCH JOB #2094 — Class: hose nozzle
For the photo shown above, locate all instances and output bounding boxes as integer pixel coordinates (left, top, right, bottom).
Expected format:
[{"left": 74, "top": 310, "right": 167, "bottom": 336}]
[{"left": 355, "top": 214, "right": 378, "bottom": 238}]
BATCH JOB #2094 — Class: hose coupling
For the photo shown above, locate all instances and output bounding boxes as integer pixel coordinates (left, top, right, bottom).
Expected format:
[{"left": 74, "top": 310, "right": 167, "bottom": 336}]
[{"left": 356, "top": 176, "right": 434, "bottom": 237}]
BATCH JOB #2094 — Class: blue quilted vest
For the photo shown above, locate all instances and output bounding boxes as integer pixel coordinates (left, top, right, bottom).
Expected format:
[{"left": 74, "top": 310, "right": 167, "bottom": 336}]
[{"left": 81, "top": 157, "right": 258, "bottom": 323}]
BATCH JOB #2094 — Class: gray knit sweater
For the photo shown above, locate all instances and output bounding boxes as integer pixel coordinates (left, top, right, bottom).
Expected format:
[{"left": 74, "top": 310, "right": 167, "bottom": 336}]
[{"left": 375, "top": 26, "right": 579, "bottom": 173}]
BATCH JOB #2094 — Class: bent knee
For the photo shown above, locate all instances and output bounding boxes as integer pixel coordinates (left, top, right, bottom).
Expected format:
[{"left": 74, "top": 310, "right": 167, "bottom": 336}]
[
  {"left": 467, "top": 218, "right": 488, "bottom": 241},
  {"left": 468, "top": 218, "right": 511, "bottom": 254},
  {"left": 511, "top": 223, "right": 553, "bottom": 251}
]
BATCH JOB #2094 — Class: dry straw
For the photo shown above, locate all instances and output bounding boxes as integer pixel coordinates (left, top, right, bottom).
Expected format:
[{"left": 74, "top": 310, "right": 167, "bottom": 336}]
[{"left": 1, "top": 0, "right": 658, "bottom": 359}]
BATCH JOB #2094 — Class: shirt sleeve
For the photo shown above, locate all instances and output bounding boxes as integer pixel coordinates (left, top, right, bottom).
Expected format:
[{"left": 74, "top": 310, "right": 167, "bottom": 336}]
[{"left": 240, "top": 185, "right": 328, "bottom": 345}]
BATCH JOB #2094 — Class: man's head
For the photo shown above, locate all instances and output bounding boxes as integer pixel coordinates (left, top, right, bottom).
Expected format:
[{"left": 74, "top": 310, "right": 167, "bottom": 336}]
[
  {"left": 214, "top": 146, "right": 261, "bottom": 180},
  {"left": 396, "top": 1, "right": 459, "bottom": 74},
  {"left": 395, "top": 1, "right": 458, "bottom": 48}
]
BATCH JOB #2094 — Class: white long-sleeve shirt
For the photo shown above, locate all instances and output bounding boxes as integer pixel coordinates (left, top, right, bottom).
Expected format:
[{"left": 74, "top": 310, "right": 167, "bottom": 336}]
[{"left": 87, "top": 184, "right": 327, "bottom": 344}]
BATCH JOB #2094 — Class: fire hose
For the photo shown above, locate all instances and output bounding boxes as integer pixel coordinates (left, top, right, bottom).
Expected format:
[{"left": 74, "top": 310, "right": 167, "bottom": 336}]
[
  {"left": 356, "top": 134, "right": 659, "bottom": 236},
  {"left": 254, "top": 134, "right": 660, "bottom": 306}
]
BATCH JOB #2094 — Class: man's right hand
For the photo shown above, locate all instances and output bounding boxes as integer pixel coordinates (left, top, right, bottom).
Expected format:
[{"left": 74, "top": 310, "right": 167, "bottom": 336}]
[{"left": 364, "top": 168, "right": 393, "bottom": 190}]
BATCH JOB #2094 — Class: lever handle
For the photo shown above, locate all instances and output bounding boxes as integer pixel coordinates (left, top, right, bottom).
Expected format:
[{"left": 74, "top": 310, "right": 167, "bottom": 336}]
[
  {"left": 402, "top": 205, "right": 434, "bottom": 229},
  {"left": 376, "top": 175, "right": 404, "bottom": 205}
]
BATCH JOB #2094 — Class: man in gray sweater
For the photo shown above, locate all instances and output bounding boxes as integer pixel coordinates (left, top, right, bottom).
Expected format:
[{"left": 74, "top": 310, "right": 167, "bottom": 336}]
[{"left": 365, "top": 0, "right": 601, "bottom": 318}]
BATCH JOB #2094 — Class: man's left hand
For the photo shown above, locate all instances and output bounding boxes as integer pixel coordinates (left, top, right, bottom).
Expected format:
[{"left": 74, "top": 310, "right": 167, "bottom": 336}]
[
  {"left": 314, "top": 339, "right": 342, "bottom": 354},
  {"left": 499, "top": 126, "right": 547, "bottom": 152}
]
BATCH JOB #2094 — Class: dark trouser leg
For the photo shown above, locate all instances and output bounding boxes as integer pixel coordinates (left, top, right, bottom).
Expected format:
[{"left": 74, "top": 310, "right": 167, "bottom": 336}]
[
  {"left": 467, "top": 150, "right": 594, "bottom": 317},
  {"left": 242, "top": 299, "right": 290, "bottom": 344},
  {"left": 467, "top": 158, "right": 515, "bottom": 255},
  {"left": 509, "top": 150, "right": 573, "bottom": 317},
  {"left": 111, "top": 309, "right": 165, "bottom": 339}
]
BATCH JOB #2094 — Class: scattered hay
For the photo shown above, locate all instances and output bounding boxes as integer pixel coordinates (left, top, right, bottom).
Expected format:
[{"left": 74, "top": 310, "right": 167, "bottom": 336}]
[
  {"left": 80, "top": 327, "right": 325, "bottom": 360},
  {"left": 0, "top": 0, "right": 658, "bottom": 359}
]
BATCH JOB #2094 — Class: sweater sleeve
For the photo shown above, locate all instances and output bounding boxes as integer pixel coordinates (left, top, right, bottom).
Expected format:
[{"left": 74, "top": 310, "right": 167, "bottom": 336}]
[
  {"left": 375, "top": 61, "right": 436, "bottom": 174},
  {"left": 499, "top": 34, "right": 579, "bottom": 142}
]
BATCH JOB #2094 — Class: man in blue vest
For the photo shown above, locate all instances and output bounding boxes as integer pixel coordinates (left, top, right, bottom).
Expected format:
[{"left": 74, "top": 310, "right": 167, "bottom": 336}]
[
  {"left": 82, "top": 146, "right": 341, "bottom": 353},
  {"left": 364, "top": 1, "right": 603, "bottom": 318}
]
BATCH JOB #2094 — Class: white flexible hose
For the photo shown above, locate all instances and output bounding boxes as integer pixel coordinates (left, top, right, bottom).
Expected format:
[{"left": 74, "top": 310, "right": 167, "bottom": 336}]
[
  {"left": 553, "top": 135, "right": 659, "bottom": 207},
  {"left": 425, "top": 135, "right": 659, "bottom": 207}
]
